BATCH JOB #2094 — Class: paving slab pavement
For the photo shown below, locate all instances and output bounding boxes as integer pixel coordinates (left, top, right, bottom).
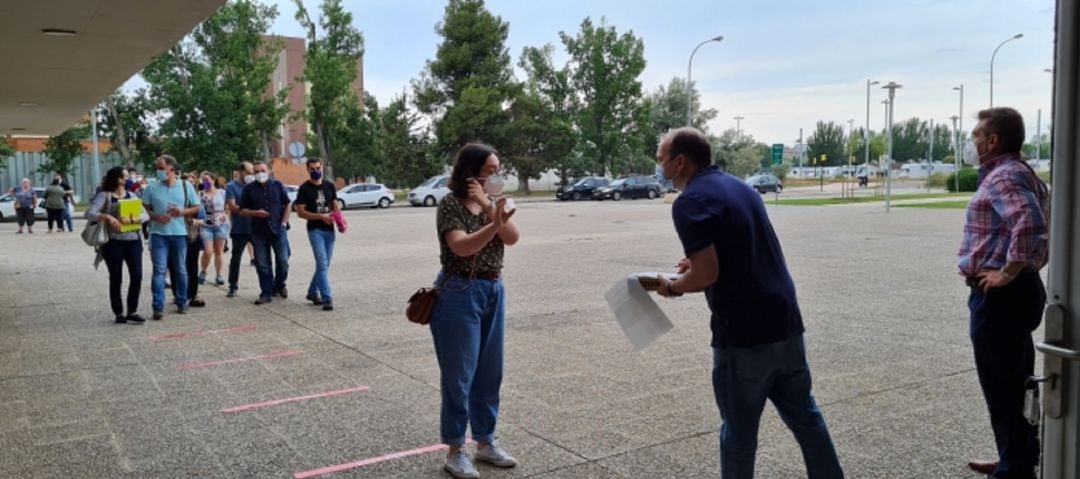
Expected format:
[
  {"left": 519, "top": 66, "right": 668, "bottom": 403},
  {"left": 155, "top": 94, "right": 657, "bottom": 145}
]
[{"left": 0, "top": 198, "right": 1019, "bottom": 478}]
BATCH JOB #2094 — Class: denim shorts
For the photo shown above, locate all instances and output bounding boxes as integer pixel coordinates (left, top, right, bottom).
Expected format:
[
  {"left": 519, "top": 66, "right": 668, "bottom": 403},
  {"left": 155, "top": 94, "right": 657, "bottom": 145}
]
[{"left": 200, "top": 224, "right": 230, "bottom": 242}]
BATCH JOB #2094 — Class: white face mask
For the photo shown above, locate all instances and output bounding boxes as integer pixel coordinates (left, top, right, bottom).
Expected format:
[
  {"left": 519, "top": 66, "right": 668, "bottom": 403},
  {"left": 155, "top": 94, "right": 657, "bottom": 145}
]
[
  {"left": 244, "top": 174, "right": 255, "bottom": 184},
  {"left": 255, "top": 172, "right": 269, "bottom": 183},
  {"left": 482, "top": 174, "right": 505, "bottom": 196},
  {"left": 963, "top": 140, "right": 983, "bottom": 166}
]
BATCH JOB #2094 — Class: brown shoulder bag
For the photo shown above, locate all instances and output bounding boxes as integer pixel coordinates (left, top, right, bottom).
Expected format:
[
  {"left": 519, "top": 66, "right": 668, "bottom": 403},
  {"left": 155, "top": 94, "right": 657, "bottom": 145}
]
[{"left": 407, "top": 256, "right": 477, "bottom": 325}]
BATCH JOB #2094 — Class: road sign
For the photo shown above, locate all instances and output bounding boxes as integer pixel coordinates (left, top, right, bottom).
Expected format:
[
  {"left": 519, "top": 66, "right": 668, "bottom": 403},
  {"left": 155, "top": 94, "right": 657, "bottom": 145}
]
[
  {"left": 771, "top": 143, "right": 784, "bottom": 165},
  {"left": 288, "top": 141, "right": 306, "bottom": 159}
]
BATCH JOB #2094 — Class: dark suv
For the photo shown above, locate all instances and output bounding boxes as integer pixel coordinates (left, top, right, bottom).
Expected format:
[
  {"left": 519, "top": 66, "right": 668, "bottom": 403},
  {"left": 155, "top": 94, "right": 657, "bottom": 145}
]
[
  {"left": 592, "top": 176, "right": 663, "bottom": 201},
  {"left": 557, "top": 176, "right": 609, "bottom": 201}
]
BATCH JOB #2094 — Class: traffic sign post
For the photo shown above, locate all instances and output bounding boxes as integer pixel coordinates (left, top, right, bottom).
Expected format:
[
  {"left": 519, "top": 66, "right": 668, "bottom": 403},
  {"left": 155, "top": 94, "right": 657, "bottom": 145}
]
[
  {"left": 288, "top": 141, "right": 306, "bottom": 164},
  {"left": 771, "top": 143, "right": 784, "bottom": 166}
]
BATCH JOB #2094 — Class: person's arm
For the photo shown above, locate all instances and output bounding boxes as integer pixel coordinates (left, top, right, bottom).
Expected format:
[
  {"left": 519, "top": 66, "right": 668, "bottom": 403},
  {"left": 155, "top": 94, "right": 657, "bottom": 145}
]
[
  {"left": 659, "top": 245, "right": 719, "bottom": 296},
  {"left": 444, "top": 198, "right": 515, "bottom": 257},
  {"left": 180, "top": 182, "right": 201, "bottom": 217},
  {"left": 226, "top": 185, "right": 242, "bottom": 214},
  {"left": 238, "top": 186, "right": 268, "bottom": 218},
  {"left": 978, "top": 173, "right": 1050, "bottom": 290},
  {"left": 279, "top": 183, "right": 291, "bottom": 224}
]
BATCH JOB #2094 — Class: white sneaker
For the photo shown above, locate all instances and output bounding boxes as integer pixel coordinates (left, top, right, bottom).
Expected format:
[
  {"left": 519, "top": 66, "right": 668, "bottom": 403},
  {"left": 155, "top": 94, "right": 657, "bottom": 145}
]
[
  {"left": 475, "top": 441, "right": 518, "bottom": 468},
  {"left": 444, "top": 450, "right": 479, "bottom": 479}
]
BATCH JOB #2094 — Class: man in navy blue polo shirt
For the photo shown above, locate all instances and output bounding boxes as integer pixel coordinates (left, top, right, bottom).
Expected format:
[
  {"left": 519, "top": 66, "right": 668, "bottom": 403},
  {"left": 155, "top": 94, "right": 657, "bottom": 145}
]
[
  {"left": 655, "top": 127, "right": 842, "bottom": 479},
  {"left": 239, "top": 162, "right": 291, "bottom": 305}
]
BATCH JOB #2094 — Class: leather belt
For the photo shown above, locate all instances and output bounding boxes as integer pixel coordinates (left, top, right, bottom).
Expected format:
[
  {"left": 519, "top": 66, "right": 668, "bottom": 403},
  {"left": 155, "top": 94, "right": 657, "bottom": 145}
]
[{"left": 449, "top": 270, "right": 500, "bottom": 280}]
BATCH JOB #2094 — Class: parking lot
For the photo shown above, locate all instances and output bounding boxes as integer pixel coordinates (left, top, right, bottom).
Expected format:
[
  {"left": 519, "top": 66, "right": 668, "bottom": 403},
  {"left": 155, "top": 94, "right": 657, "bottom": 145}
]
[{"left": 0, "top": 196, "right": 1004, "bottom": 478}]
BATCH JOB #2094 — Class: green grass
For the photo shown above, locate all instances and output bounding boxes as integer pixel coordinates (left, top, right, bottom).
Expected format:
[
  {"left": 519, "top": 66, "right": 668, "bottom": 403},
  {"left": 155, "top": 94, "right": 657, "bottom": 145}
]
[
  {"left": 894, "top": 200, "right": 971, "bottom": 209},
  {"left": 772, "top": 193, "right": 969, "bottom": 206}
]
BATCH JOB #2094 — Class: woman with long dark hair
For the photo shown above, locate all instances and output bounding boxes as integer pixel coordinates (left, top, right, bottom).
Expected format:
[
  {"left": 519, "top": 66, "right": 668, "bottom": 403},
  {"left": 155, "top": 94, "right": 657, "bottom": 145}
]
[
  {"left": 430, "top": 143, "right": 520, "bottom": 478},
  {"left": 86, "top": 167, "right": 149, "bottom": 324}
]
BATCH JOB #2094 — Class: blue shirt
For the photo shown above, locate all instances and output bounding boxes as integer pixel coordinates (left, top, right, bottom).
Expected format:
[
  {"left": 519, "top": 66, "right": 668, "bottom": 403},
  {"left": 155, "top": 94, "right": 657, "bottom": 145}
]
[
  {"left": 225, "top": 180, "right": 252, "bottom": 235},
  {"left": 240, "top": 180, "right": 290, "bottom": 239},
  {"left": 672, "top": 167, "right": 805, "bottom": 348},
  {"left": 143, "top": 179, "right": 199, "bottom": 237}
]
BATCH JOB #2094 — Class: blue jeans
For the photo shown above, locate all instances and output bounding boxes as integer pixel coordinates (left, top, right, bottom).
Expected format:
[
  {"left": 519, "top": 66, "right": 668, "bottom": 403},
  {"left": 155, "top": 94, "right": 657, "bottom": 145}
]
[
  {"left": 430, "top": 273, "right": 505, "bottom": 446},
  {"left": 62, "top": 204, "right": 73, "bottom": 231},
  {"left": 150, "top": 234, "right": 188, "bottom": 311},
  {"left": 251, "top": 230, "right": 289, "bottom": 300},
  {"left": 306, "top": 229, "right": 335, "bottom": 301},
  {"left": 713, "top": 334, "right": 842, "bottom": 479}
]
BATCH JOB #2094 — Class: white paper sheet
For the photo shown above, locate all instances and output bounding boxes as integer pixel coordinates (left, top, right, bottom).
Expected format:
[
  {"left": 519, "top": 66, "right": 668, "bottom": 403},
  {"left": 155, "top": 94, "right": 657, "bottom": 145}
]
[{"left": 605, "top": 275, "right": 675, "bottom": 351}]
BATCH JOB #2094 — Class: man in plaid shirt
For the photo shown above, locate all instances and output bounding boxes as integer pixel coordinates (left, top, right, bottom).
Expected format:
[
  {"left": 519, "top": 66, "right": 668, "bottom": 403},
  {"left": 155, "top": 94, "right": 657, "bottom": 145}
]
[{"left": 958, "top": 107, "right": 1049, "bottom": 479}]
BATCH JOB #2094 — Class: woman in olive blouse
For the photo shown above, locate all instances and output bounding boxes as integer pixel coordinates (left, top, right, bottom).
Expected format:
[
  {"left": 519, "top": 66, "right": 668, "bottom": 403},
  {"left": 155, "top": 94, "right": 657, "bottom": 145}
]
[{"left": 432, "top": 143, "right": 520, "bottom": 479}]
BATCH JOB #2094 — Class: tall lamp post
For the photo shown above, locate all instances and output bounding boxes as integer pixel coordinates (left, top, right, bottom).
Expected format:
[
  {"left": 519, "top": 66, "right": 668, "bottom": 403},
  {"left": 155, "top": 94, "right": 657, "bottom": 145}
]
[
  {"left": 990, "top": 33, "right": 1023, "bottom": 106},
  {"left": 864, "top": 79, "right": 880, "bottom": 170},
  {"left": 733, "top": 115, "right": 744, "bottom": 142},
  {"left": 846, "top": 118, "right": 855, "bottom": 198},
  {"left": 882, "top": 82, "right": 902, "bottom": 212},
  {"left": 687, "top": 35, "right": 724, "bottom": 125},
  {"left": 953, "top": 84, "right": 964, "bottom": 192}
]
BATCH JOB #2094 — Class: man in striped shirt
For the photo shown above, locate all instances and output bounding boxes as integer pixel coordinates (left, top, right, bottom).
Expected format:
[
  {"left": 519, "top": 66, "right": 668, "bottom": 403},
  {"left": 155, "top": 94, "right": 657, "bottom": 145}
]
[{"left": 958, "top": 107, "right": 1049, "bottom": 479}]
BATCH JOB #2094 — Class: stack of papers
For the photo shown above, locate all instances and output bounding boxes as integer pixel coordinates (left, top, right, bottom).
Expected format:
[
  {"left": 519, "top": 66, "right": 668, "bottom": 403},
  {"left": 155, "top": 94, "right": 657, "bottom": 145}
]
[{"left": 604, "top": 273, "right": 680, "bottom": 351}]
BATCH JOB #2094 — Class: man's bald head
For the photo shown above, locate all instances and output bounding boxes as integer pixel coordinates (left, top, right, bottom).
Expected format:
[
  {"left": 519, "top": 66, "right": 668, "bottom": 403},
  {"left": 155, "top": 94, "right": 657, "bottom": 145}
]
[{"left": 660, "top": 127, "right": 712, "bottom": 169}]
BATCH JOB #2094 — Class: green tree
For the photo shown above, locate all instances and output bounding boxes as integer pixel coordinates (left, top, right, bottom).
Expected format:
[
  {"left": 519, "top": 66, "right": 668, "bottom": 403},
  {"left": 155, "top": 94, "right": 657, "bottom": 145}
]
[
  {"left": 413, "top": 0, "right": 517, "bottom": 159},
  {"left": 380, "top": 94, "right": 440, "bottom": 189},
  {"left": 806, "top": 121, "right": 846, "bottom": 167},
  {"left": 294, "top": 0, "right": 365, "bottom": 180},
  {"left": 518, "top": 44, "right": 580, "bottom": 185},
  {"left": 712, "top": 128, "right": 766, "bottom": 178},
  {"left": 560, "top": 17, "right": 647, "bottom": 176},
  {"left": 0, "top": 136, "right": 14, "bottom": 171},
  {"left": 99, "top": 89, "right": 162, "bottom": 171},
  {"left": 643, "top": 77, "right": 717, "bottom": 162},
  {"left": 502, "top": 89, "right": 575, "bottom": 194},
  {"left": 1022, "top": 125, "right": 1052, "bottom": 160},
  {"left": 889, "top": 118, "right": 928, "bottom": 162},
  {"left": 930, "top": 123, "right": 953, "bottom": 162},
  {"left": 143, "top": 0, "right": 288, "bottom": 173},
  {"left": 847, "top": 127, "right": 887, "bottom": 166},
  {"left": 40, "top": 123, "right": 90, "bottom": 176}
]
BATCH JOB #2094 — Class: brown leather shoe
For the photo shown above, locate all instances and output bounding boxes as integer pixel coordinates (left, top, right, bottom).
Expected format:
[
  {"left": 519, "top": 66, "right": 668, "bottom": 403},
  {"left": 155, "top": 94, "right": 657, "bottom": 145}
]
[{"left": 968, "top": 460, "right": 998, "bottom": 474}]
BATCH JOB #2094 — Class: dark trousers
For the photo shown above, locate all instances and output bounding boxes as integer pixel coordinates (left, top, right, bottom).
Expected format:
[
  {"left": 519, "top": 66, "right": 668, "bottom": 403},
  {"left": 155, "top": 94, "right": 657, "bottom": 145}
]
[
  {"left": 251, "top": 230, "right": 289, "bottom": 300},
  {"left": 46, "top": 208, "right": 64, "bottom": 230},
  {"left": 101, "top": 239, "right": 143, "bottom": 316},
  {"left": 172, "top": 239, "right": 202, "bottom": 301},
  {"left": 16, "top": 207, "right": 35, "bottom": 227},
  {"left": 227, "top": 234, "right": 251, "bottom": 291},
  {"left": 968, "top": 270, "right": 1045, "bottom": 479}
]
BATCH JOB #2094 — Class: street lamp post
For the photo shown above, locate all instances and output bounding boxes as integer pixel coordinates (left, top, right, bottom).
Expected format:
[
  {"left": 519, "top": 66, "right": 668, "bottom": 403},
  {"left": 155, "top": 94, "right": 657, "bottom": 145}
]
[
  {"left": 846, "top": 118, "right": 855, "bottom": 198},
  {"left": 865, "top": 79, "right": 880, "bottom": 170},
  {"left": 733, "top": 115, "right": 744, "bottom": 142},
  {"left": 90, "top": 106, "right": 101, "bottom": 192},
  {"left": 687, "top": 35, "right": 724, "bottom": 125},
  {"left": 882, "top": 82, "right": 902, "bottom": 212},
  {"left": 953, "top": 84, "right": 964, "bottom": 192},
  {"left": 950, "top": 115, "right": 960, "bottom": 189},
  {"left": 990, "top": 33, "right": 1023, "bottom": 107}
]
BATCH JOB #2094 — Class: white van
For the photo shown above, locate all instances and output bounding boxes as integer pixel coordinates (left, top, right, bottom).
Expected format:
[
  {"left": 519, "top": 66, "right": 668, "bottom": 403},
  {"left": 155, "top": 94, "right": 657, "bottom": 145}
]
[{"left": 409, "top": 175, "right": 450, "bottom": 207}]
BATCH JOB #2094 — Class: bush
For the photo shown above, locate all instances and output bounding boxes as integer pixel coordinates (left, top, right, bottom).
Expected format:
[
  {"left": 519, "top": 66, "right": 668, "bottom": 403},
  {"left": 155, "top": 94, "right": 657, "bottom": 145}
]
[
  {"left": 771, "top": 163, "right": 790, "bottom": 181},
  {"left": 946, "top": 167, "right": 979, "bottom": 192},
  {"left": 926, "top": 173, "right": 949, "bottom": 189}
]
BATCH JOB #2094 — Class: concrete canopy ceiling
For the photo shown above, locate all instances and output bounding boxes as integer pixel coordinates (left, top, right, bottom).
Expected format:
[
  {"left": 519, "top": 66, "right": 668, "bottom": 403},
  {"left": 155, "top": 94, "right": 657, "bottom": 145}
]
[{"left": 0, "top": 0, "right": 227, "bottom": 136}]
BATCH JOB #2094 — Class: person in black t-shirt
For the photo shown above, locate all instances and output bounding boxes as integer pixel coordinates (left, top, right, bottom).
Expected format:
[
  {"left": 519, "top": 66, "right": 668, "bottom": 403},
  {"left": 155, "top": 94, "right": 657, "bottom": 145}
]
[{"left": 294, "top": 158, "right": 340, "bottom": 311}]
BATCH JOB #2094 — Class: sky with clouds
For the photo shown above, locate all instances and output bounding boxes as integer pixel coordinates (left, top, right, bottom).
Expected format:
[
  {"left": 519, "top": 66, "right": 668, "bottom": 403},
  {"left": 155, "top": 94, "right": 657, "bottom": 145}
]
[{"left": 132, "top": 0, "right": 1058, "bottom": 147}]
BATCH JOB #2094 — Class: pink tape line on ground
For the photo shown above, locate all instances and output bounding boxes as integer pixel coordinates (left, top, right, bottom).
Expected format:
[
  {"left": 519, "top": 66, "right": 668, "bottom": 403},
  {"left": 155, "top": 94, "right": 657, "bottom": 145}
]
[
  {"left": 150, "top": 323, "right": 256, "bottom": 342},
  {"left": 221, "top": 385, "right": 370, "bottom": 414},
  {"left": 293, "top": 440, "right": 474, "bottom": 479},
  {"left": 177, "top": 350, "right": 304, "bottom": 370}
]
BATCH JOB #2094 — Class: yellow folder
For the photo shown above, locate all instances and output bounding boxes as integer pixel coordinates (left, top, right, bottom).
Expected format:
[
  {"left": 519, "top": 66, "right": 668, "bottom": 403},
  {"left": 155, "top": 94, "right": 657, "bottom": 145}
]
[{"left": 118, "top": 198, "right": 144, "bottom": 233}]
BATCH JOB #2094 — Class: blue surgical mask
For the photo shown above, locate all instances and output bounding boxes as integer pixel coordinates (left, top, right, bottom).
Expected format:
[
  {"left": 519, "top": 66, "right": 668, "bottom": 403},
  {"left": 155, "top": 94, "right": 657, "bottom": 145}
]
[
  {"left": 156, "top": 169, "right": 167, "bottom": 181},
  {"left": 310, "top": 170, "right": 323, "bottom": 181},
  {"left": 124, "top": 179, "right": 134, "bottom": 190}
]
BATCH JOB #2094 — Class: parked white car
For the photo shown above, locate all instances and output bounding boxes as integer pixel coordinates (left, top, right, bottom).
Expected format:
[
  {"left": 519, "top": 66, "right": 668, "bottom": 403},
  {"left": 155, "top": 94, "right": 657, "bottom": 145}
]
[
  {"left": 0, "top": 187, "right": 47, "bottom": 222},
  {"left": 409, "top": 175, "right": 450, "bottom": 207},
  {"left": 337, "top": 183, "right": 395, "bottom": 209},
  {"left": 284, "top": 184, "right": 299, "bottom": 204}
]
